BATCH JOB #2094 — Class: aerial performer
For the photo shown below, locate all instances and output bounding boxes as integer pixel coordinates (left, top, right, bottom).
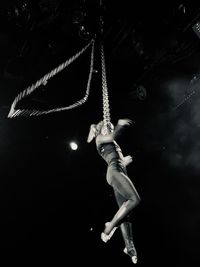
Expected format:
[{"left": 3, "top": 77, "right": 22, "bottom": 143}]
[{"left": 87, "top": 118, "right": 141, "bottom": 264}]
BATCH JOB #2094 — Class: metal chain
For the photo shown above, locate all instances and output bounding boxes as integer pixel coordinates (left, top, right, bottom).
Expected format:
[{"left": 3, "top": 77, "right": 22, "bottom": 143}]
[
  {"left": 101, "top": 44, "right": 111, "bottom": 129},
  {"left": 8, "top": 39, "right": 94, "bottom": 117}
]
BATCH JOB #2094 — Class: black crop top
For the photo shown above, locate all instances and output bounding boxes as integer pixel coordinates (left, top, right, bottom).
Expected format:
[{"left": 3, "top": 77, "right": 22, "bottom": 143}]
[
  {"left": 96, "top": 123, "right": 126, "bottom": 165},
  {"left": 97, "top": 142, "right": 123, "bottom": 165}
]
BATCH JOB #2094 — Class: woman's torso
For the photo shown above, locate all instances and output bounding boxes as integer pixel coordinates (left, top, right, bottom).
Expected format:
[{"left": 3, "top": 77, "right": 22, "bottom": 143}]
[{"left": 97, "top": 142, "right": 121, "bottom": 165}]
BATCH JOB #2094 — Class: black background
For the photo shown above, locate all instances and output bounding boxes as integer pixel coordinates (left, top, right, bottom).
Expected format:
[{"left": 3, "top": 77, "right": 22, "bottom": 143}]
[{"left": 0, "top": 1, "right": 199, "bottom": 266}]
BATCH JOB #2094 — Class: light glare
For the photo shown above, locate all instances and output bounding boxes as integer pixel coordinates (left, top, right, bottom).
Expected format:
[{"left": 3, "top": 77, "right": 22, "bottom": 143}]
[{"left": 70, "top": 142, "right": 78, "bottom": 150}]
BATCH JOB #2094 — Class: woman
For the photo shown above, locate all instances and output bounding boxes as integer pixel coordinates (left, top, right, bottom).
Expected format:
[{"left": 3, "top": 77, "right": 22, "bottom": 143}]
[{"left": 87, "top": 118, "right": 141, "bottom": 264}]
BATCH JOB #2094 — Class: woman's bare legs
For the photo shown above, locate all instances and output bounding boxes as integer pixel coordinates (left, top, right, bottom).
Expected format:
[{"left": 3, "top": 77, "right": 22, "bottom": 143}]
[
  {"left": 101, "top": 173, "right": 140, "bottom": 263},
  {"left": 103, "top": 170, "right": 140, "bottom": 235}
]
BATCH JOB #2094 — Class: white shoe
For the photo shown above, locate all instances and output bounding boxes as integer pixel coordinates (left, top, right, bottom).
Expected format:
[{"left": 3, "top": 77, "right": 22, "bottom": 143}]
[
  {"left": 123, "top": 247, "right": 138, "bottom": 264},
  {"left": 131, "top": 256, "right": 137, "bottom": 264},
  {"left": 101, "top": 232, "right": 110, "bottom": 243},
  {"left": 101, "top": 223, "right": 117, "bottom": 243}
]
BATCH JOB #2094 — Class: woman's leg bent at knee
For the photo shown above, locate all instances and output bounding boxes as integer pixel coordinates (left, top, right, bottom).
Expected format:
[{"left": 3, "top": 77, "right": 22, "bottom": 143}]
[{"left": 104, "top": 169, "right": 141, "bottom": 235}]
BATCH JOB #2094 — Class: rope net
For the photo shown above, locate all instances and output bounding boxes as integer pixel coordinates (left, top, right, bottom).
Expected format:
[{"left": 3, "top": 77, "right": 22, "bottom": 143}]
[{"left": 8, "top": 39, "right": 95, "bottom": 117}]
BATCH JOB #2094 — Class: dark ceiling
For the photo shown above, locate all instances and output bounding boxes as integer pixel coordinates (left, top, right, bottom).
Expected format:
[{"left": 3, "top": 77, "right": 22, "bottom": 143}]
[
  {"left": 1, "top": 1, "right": 200, "bottom": 122},
  {"left": 0, "top": 1, "right": 200, "bottom": 265}
]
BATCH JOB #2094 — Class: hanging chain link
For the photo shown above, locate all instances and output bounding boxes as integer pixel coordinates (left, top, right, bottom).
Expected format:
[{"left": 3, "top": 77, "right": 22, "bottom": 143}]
[
  {"left": 8, "top": 39, "right": 94, "bottom": 117},
  {"left": 101, "top": 43, "right": 112, "bottom": 133}
]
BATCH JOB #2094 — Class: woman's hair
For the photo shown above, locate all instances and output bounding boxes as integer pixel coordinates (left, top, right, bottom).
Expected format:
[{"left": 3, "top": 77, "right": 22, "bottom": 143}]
[
  {"left": 87, "top": 121, "right": 114, "bottom": 143},
  {"left": 95, "top": 121, "right": 104, "bottom": 135}
]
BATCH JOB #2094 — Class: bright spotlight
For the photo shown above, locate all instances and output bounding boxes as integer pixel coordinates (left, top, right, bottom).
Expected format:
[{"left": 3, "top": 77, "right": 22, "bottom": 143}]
[{"left": 69, "top": 142, "right": 78, "bottom": 150}]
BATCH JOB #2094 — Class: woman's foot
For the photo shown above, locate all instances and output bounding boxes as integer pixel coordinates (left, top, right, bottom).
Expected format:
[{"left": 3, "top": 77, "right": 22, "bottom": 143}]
[
  {"left": 123, "top": 245, "right": 137, "bottom": 264},
  {"left": 101, "top": 222, "right": 117, "bottom": 243}
]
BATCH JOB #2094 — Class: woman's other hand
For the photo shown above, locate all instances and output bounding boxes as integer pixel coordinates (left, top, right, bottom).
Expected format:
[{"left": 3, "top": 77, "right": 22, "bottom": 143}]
[
  {"left": 87, "top": 124, "right": 96, "bottom": 143},
  {"left": 122, "top": 155, "right": 133, "bottom": 166},
  {"left": 118, "top": 118, "right": 133, "bottom": 126}
]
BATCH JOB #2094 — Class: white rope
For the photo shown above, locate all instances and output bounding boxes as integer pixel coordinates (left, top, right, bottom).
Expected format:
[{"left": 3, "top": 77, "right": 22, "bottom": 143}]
[
  {"left": 8, "top": 39, "right": 95, "bottom": 117},
  {"left": 101, "top": 43, "right": 112, "bottom": 133}
]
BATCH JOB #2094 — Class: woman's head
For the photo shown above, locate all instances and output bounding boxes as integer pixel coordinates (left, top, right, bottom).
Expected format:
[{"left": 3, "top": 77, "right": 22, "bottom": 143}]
[
  {"left": 87, "top": 120, "right": 114, "bottom": 143},
  {"left": 96, "top": 121, "right": 114, "bottom": 136}
]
